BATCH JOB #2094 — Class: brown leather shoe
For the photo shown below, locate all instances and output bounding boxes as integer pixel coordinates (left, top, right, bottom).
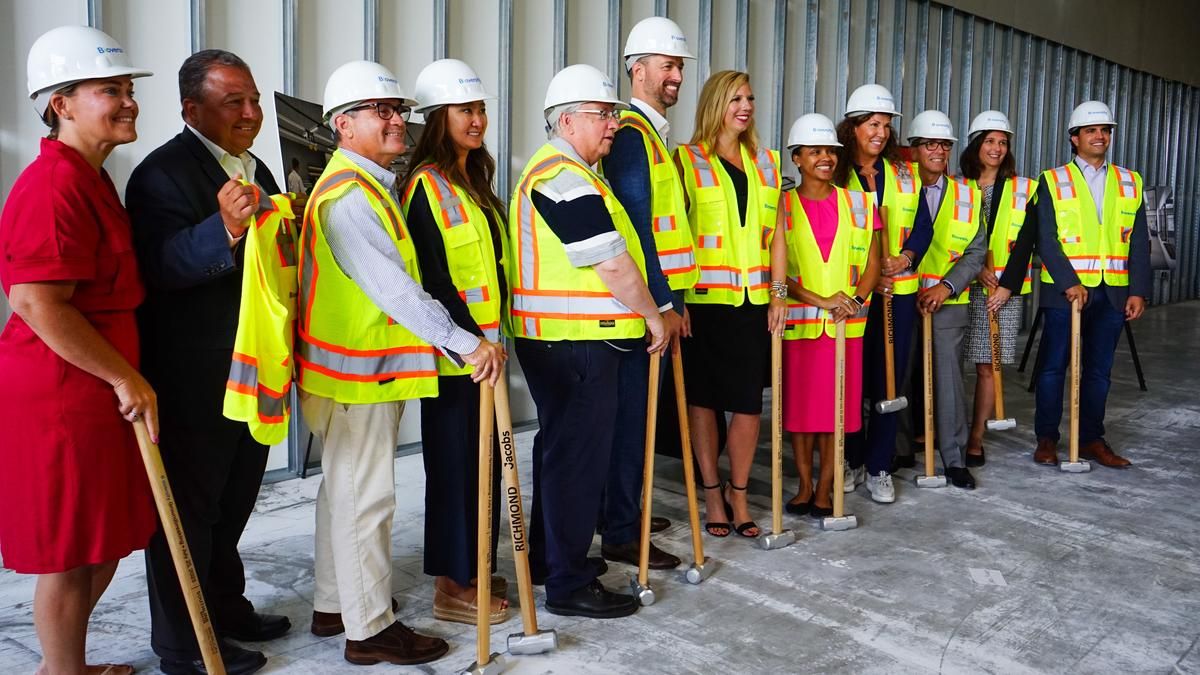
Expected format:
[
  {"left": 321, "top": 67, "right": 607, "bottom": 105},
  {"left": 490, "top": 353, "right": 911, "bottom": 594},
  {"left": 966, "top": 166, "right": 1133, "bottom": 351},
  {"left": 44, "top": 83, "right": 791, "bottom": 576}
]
[
  {"left": 1033, "top": 438, "right": 1059, "bottom": 465},
  {"left": 601, "top": 540, "right": 681, "bottom": 570},
  {"left": 1080, "top": 440, "right": 1132, "bottom": 468},
  {"left": 344, "top": 621, "right": 449, "bottom": 666},
  {"left": 312, "top": 598, "right": 399, "bottom": 637}
]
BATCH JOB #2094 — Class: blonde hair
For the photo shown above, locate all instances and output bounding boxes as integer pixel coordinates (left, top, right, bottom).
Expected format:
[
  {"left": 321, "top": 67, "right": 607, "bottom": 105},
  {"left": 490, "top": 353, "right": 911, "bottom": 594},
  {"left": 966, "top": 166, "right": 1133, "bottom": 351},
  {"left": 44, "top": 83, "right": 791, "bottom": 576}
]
[{"left": 689, "top": 70, "right": 758, "bottom": 154}]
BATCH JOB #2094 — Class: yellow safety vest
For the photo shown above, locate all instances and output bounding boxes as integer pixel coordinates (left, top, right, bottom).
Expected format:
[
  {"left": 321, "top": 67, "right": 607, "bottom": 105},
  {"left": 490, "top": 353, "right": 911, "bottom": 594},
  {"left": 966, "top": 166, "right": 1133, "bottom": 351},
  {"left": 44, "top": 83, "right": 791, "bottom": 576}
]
[
  {"left": 223, "top": 185, "right": 298, "bottom": 445},
  {"left": 296, "top": 149, "right": 438, "bottom": 403},
  {"left": 782, "top": 187, "right": 874, "bottom": 340},
  {"left": 844, "top": 158, "right": 921, "bottom": 295},
  {"left": 507, "top": 142, "right": 648, "bottom": 341},
  {"left": 402, "top": 164, "right": 504, "bottom": 376},
  {"left": 1040, "top": 162, "right": 1140, "bottom": 288},
  {"left": 918, "top": 176, "right": 982, "bottom": 305},
  {"left": 611, "top": 109, "right": 698, "bottom": 290},
  {"left": 676, "top": 142, "right": 781, "bottom": 306},
  {"left": 967, "top": 176, "right": 1038, "bottom": 295}
]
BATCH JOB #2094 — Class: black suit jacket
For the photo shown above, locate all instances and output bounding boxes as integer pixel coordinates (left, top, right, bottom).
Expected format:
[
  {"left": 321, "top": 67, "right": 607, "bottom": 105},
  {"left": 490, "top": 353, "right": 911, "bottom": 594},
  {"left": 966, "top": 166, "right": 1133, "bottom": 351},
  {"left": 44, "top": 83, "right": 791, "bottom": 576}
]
[{"left": 126, "top": 128, "right": 280, "bottom": 414}]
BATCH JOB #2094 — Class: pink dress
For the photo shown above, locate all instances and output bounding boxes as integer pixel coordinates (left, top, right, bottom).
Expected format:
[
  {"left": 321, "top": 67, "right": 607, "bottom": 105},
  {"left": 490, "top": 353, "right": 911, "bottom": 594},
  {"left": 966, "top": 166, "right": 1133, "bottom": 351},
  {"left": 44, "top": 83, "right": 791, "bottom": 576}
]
[{"left": 782, "top": 191, "right": 880, "bottom": 434}]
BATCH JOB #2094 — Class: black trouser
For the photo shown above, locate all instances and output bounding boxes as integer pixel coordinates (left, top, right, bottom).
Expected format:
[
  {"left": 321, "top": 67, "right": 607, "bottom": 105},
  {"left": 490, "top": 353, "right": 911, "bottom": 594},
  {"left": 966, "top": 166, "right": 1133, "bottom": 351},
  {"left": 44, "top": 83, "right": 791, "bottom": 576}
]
[
  {"left": 517, "top": 338, "right": 620, "bottom": 603},
  {"left": 144, "top": 351, "right": 268, "bottom": 660},
  {"left": 420, "top": 374, "right": 501, "bottom": 586}
]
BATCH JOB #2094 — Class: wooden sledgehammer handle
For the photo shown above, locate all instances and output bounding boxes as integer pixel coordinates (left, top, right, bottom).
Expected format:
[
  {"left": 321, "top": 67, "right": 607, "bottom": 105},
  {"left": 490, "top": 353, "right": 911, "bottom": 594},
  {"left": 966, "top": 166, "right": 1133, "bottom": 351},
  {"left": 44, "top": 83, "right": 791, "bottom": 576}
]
[
  {"left": 494, "top": 376, "right": 539, "bottom": 634},
  {"left": 832, "top": 321, "right": 847, "bottom": 518},
  {"left": 922, "top": 311, "right": 936, "bottom": 478},
  {"left": 637, "top": 351, "right": 662, "bottom": 588},
  {"left": 672, "top": 347, "right": 705, "bottom": 566},
  {"left": 879, "top": 207, "right": 898, "bottom": 402},
  {"left": 770, "top": 332, "right": 784, "bottom": 535},
  {"left": 986, "top": 252, "right": 1006, "bottom": 420},
  {"left": 476, "top": 382, "right": 496, "bottom": 664},
  {"left": 1069, "top": 296, "right": 1082, "bottom": 464},
  {"left": 132, "top": 421, "right": 226, "bottom": 675}
]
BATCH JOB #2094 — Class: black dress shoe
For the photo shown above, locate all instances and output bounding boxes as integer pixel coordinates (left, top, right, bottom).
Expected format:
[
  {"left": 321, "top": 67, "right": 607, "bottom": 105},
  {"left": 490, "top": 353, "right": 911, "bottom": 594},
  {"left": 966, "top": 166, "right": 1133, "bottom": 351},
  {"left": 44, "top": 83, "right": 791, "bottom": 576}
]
[
  {"left": 531, "top": 556, "right": 608, "bottom": 586},
  {"left": 545, "top": 580, "right": 637, "bottom": 619},
  {"left": 601, "top": 540, "right": 681, "bottom": 569},
  {"left": 160, "top": 642, "right": 267, "bottom": 675},
  {"left": 965, "top": 447, "right": 986, "bottom": 467},
  {"left": 946, "top": 467, "right": 976, "bottom": 489},
  {"left": 218, "top": 611, "right": 291, "bottom": 642},
  {"left": 649, "top": 516, "right": 670, "bottom": 533},
  {"left": 785, "top": 495, "right": 811, "bottom": 516}
]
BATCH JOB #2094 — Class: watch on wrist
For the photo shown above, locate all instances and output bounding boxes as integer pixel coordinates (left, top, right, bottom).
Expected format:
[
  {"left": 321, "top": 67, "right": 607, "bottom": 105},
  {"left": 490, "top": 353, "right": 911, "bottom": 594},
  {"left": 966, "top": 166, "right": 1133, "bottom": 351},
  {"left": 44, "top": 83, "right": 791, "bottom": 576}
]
[
  {"left": 853, "top": 295, "right": 866, "bottom": 307},
  {"left": 939, "top": 279, "right": 954, "bottom": 294}
]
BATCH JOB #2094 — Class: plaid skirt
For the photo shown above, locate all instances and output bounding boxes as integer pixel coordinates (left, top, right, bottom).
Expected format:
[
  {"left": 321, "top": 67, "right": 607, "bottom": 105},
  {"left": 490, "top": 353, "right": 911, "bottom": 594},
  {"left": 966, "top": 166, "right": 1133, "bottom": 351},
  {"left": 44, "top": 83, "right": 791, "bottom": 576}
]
[{"left": 963, "top": 285, "right": 1023, "bottom": 364}]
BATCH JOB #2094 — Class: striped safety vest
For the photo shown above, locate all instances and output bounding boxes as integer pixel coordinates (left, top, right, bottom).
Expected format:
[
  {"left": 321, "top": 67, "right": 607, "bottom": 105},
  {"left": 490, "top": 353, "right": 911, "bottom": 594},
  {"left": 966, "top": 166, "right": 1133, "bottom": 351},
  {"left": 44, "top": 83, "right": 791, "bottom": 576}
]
[
  {"left": 296, "top": 149, "right": 438, "bottom": 403},
  {"left": 782, "top": 186, "right": 874, "bottom": 340},
  {"left": 507, "top": 142, "right": 647, "bottom": 341},
  {"left": 917, "top": 176, "right": 982, "bottom": 305},
  {"left": 402, "top": 164, "right": 504, "bottom": 376},
  {"left": 844, "top": 158, "right": 922, "bottom": 295},
  {"left": 676, "top": 141, "right": 781, "bottom": 306},
  {"left": 968, "top": 176, "right": 1038, "bottom": 295},
  {"left": 1040, "top": 162, "right": 1141, "bottom": 288},
  {"left": 223, "top": 184, "right": 298, "bottom": 445},
  {"left": 608, "top": 109, "right": 698, "bottom": 290}
]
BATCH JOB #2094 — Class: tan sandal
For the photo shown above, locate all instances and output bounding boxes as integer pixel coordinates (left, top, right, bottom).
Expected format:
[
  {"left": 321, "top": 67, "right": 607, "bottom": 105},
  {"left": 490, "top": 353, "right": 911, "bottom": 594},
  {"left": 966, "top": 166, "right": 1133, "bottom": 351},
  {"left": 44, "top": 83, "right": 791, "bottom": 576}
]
[
  {"left": 433, "top": 587, "right": 510, "bottom": 625},
  {"left": 486, "top": 574, "right": 507, "bottom": 599}
]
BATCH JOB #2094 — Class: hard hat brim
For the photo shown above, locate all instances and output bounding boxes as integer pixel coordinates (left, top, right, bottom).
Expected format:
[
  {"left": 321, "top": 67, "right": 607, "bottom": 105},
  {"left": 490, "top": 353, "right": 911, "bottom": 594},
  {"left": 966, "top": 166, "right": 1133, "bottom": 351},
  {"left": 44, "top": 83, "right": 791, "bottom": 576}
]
[
  {"left": 845, "top": 109, "right": 901, "bottom": 119},
  {"left": 29, "top": 66, "right": 154, "bottom": 101},
  {"left": 543, "top": 98, "right": 631, "bottom": 119},
  {"left": 786, "top": 141, "right": 844, "bottom": 150},
  {"left": 623, "top": 48, "right": 697, "bottom": 60},
  {"left": 324, "top": 95, "right": 421, "bottom": 123},
  {"left": 413, "top": 92, "right": 498, "bottom": 115}
]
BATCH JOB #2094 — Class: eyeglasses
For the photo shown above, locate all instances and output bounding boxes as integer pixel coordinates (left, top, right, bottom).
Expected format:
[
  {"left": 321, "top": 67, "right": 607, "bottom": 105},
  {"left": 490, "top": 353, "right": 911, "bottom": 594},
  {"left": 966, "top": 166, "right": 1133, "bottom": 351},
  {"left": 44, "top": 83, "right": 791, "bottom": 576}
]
[
  {"left": 916, "top": 140, "right": 954, "bottom": 151},
  {"left": 345, "top": 101, "right": 412, "bottom": 121},
  {"left": 571, "top": 109, "right": 621, "bottom": 122}
]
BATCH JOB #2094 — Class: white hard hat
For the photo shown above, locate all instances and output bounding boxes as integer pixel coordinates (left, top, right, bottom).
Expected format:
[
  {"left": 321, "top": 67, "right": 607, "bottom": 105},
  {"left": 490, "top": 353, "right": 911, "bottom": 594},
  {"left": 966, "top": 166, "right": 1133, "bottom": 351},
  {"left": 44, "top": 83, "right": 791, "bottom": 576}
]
[
  {"left": 787, "top": 113, "right": 842, "bottom": 149},
  {"left": 623, "top": 16, "right": 695, "bottom": 59},
  {"left": 907, "top": 110, "right": 957, "bottom": 142},
  {"left": 27, "top": 25, "right": 152, "bottom": 117},
  {"left": 967, "top": 110, "right": 1014, "bottom": 142},
  {"left": 322, "top": 60, "right": 417, "bottom": 126},
  {"left": 412, "top": 58, "right": 495, "bottom": 114},
  {"left": 844, "top": 83, "right": 901, "bottom": 118},
  {"left": 1068, "top": 100, "right": 1117, "bottom": 132},
  {"left": 543, "top": 64, "right": 628, "bottom": 121}
]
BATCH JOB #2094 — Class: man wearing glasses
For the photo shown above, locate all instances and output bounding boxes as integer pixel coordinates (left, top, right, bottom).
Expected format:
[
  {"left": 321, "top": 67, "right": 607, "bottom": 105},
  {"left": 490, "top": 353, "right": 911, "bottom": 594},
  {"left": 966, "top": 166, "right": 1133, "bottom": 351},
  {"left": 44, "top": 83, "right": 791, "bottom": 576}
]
[
  {"left": 297, "top": 60, "right": 503, "bottom": 665},
  {"left": 509, "top": 64, "right": 666, "bottom": 619},
  {"left": 908, "top": 110, "right": 986, "bottom": 489}
]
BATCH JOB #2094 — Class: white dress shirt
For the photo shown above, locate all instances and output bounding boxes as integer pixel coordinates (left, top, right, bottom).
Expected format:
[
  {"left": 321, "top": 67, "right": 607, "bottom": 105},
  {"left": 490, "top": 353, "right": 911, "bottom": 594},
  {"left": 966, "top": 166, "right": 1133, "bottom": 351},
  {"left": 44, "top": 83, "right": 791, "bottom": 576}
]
[
  {"left": 187, "top": 125, "right": 259, "bottom": 245},
  {"left": 631, "top": 97, "right": 671, "bottom": 148},
  {"left": 1074, "top": 155, "right": 1108, "bottom": 223}
]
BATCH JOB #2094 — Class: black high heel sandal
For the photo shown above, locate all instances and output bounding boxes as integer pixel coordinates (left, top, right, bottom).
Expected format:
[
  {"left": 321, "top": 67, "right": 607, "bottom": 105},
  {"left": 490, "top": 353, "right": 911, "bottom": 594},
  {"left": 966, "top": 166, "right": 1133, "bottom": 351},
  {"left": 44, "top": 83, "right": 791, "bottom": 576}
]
[
  {"left": 723, "top": 482, "right": 760, "bottom": 538},
  {"left": 701, "top": 482, "right": 731, "bottom": 537}
]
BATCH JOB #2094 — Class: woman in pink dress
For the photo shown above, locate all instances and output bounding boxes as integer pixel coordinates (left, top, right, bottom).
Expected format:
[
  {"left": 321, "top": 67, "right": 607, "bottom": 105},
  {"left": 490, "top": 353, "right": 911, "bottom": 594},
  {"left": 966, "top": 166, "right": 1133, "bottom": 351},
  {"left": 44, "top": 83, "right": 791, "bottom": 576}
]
[
  {"left": 771, "top": 114, "right": 881, "bottom": 517},
  {"left": 0, "top": 27, "right": 156, "bottom": 675}
]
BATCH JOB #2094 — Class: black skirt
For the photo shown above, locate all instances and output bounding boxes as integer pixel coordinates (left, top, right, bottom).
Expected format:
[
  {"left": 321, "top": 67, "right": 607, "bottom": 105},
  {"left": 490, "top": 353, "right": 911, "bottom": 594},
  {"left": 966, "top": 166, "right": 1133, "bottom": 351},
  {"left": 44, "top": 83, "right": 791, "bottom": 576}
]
[{"left": 681, "top": 300, "right": 771, "bottom": 415}]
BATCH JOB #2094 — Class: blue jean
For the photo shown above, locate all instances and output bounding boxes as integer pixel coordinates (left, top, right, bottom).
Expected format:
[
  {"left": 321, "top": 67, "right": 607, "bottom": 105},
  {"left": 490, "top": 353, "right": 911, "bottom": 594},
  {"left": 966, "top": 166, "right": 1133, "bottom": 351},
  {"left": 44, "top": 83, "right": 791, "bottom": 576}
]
[{"left": 1034, "top": 287, "right": 1127, "bottom": 444}]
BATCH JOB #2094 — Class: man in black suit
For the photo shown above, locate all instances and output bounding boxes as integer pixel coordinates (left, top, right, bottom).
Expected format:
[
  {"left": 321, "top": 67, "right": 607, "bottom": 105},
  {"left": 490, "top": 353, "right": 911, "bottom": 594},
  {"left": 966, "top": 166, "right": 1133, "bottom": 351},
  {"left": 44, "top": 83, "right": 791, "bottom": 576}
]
[{"left": 127, "top": 49, "right": 290, "bottom": 675}]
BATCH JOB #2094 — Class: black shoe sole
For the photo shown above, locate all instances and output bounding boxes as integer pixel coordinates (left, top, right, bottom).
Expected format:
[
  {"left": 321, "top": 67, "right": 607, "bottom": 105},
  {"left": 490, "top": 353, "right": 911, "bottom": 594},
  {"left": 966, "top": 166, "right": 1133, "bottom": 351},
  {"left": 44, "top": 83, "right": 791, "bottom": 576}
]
[{"left": 544, "top": 600, "right": 638, "bottom": 619}]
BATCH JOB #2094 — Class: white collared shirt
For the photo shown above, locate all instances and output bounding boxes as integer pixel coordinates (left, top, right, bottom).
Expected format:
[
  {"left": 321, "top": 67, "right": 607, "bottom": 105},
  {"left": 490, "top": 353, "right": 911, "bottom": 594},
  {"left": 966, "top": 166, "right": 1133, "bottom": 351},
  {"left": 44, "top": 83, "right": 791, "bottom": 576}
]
[
  {"left": 1074, "top": 155, "right": 1107, "bottom": 223},
  {"left": 631, "top": 97, "right": 671, "bottom": 148},
  {"left": 187, "top": 125, "right": 259, "bottom": 245},
  {"left": 924, "top": 174, "right": 946, "bottom": 219}
]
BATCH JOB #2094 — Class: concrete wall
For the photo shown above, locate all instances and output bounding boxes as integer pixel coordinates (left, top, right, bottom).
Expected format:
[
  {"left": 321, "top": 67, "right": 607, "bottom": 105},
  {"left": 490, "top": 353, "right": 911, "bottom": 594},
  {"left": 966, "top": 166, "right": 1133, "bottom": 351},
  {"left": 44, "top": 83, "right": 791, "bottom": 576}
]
[{"left": 2, "top": 0, "right": 1199, "bottom": 472}]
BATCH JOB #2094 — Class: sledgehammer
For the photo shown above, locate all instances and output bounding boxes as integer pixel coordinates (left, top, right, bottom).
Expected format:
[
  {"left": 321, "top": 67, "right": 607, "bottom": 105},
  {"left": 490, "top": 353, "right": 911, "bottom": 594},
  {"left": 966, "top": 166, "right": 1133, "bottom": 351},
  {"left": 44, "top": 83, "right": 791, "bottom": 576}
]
[
  {"left": 631, "top": 351, "right": 662, "bottom": 605},
  {"left": 874, "top": 212, "right": 908, "bottom": 414},
  {"left": 985, "top": 252, "right": 1016, "bottom": 431},
  {"left": 759, "top": 332, "right": 798, "bottom": 548},
  {"left": 493, "top": 375, "right": 558, "bottom": 656},
  {"left": 464, "top": 383, "right": 506, "bottom": 675},
  {"left": 821, "top": 321, "right": 859, "bottom": 531},
  {"left": 1060, "top": 297, "right": 1092, "bottom": 473},
  {"left": 915, "top": 311, "right": 947, "bottom": 488},
  {"left": 672, "top": 347, "right": 715, "bottom": 583}
]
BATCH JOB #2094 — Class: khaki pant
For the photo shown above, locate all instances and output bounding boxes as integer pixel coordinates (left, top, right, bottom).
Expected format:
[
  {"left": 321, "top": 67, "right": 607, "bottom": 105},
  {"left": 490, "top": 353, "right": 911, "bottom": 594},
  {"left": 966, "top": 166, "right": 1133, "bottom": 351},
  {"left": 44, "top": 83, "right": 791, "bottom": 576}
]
[{"left": 300, "top": 391, "right": 404, "bottom": 641}]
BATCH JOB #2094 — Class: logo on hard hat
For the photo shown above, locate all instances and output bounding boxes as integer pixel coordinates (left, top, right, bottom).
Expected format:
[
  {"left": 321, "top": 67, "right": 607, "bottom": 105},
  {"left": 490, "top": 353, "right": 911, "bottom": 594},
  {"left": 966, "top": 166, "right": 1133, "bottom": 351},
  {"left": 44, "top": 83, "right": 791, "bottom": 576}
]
[
  {"left": 876, "top": 95, "right": 894, "bottom": 105},
  {"left": 96, "top": 46, "right": 125, "bottom": 54},
  {"left": 934, "top": 122, "right": 951, "bottom": 130},
  {"left": 813, "top": 126, "right": 834, "bottom": 134},
  {"left": 377, "top": 75, "right": 398, "bottom": 84},
  {"left": 458, "top": 77, "right": 482, "bottom": 85}
]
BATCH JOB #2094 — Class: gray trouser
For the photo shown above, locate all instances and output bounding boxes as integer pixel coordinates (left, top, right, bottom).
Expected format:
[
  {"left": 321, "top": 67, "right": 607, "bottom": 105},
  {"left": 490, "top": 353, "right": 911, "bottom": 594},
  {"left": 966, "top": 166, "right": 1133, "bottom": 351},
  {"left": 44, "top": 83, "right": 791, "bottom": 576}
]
[{"left": 932, "top": 305, "right": 970, "bottom": 469}]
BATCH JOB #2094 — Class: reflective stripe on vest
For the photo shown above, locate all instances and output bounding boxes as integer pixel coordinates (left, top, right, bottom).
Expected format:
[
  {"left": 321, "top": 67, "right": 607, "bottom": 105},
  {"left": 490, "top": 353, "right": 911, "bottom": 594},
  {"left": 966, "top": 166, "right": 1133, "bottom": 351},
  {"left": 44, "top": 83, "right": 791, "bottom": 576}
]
[
  {"left": 507, "top": 143, "right": 647, "bottom": 341},
  {"left": 297, "top": 150, "right": 437, "bottom": 403},
  {"left": 402, "top": 164, "right": 505, "bottom": 375},
  {"left": 223, "top": 187, "right": 299, "bottom": 445}
]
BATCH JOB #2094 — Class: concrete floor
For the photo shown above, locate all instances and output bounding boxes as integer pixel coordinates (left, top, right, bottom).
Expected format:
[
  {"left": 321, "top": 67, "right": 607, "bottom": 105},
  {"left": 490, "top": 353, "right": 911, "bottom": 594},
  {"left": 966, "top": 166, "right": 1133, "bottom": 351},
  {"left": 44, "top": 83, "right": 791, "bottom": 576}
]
[{"left": 2, "top": 301, "right": 1198, "bottom": 674}]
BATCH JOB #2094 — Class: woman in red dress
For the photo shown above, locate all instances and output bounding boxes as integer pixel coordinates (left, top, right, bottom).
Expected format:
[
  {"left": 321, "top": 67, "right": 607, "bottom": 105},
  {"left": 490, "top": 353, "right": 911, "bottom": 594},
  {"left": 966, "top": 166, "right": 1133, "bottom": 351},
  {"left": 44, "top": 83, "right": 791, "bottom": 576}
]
[{"left": 0, "top": 26, "right": 156, "bottom": 675}]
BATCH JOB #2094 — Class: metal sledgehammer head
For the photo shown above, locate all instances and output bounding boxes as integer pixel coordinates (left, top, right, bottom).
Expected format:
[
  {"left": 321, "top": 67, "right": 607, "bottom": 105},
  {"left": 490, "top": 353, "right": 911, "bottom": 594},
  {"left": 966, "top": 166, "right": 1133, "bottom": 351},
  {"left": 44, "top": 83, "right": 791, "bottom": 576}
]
[
  {"left": 507, "top": 630, "right": 558, "bottom": 655},
  {"left": 820, "top": 515, "right": 858, "bottom": 531},
  {"left": 462, "top": 654, "right": 507, "bottom": 675},
  {"left": 684, "top": 557, "right": 716, "bottom": 584},
  {"left": 986, "top": 417, "right": 1017, "bottom": 431},
  {"left": 1059, "top": 459, "right": 1092, "bottom": 473},
  {"left": 915, "top": 474, "right": 947, "bottom": 488},
  {"left": 757, "top": 529, "right": 796, "bottom": 550},
  {"left": 875, "top": 396, "right": 909, "bottom": 414},
  {"left": 629, "top": 577, "right": 656, "bottom": 606}
]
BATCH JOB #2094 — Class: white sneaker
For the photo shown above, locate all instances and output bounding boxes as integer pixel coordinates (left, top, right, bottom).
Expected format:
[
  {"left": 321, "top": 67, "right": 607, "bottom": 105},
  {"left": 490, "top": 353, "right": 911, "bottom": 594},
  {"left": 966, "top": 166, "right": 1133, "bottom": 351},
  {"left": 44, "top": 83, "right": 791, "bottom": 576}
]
[
  {"left": 843, "top": 461, "right": 865, "bottom": 493},
  {"left": 867, "top": 471, "right": 896, "bottom": 503}
]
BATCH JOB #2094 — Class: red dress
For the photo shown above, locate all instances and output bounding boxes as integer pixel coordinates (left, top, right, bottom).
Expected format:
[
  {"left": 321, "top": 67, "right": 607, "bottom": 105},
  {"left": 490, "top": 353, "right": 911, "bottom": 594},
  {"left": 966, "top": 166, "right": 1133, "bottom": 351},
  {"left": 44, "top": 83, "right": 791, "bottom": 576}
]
[{"left": 0, "top": 138, "right": 156, "bottom": 573}]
